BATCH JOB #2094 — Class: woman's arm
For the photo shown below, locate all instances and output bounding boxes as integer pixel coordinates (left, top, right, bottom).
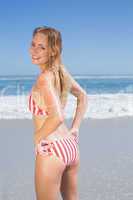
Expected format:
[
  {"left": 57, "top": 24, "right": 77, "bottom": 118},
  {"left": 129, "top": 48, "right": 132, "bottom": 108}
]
[
  {"left": 34, "top": 71, "right": 64, "bottom": 146},
  {"left": 67, "top": 71, "right": 88, "bottom": 130}
]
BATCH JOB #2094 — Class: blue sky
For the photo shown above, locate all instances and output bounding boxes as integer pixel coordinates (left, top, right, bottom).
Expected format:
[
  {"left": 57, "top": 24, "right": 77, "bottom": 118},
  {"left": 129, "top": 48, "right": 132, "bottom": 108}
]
[{"left": 0, "top": 0, "right": 132, "bottom": 75}]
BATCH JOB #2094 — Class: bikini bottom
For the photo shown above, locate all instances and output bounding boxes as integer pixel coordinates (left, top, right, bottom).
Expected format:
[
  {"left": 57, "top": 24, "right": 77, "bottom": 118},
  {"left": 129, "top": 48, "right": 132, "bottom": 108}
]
[{"left": 35, "top": 134, "right": 79, "bottom": 166}]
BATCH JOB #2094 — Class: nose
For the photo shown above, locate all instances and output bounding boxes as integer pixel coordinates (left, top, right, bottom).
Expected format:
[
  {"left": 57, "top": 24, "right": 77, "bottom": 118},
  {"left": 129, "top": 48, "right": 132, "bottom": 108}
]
[{"left": 29, "top": 46, "right": 39, "bottom": 55}]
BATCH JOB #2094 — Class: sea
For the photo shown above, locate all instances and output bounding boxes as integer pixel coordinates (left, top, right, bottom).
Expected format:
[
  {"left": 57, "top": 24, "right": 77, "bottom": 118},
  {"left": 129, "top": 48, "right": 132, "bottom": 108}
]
[{"left": 0, "top": 74, "right": 133, "bottom": 119}]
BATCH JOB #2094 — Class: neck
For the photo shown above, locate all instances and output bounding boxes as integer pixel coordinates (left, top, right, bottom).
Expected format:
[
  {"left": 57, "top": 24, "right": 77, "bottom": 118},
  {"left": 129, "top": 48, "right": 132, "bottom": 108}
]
[
  {"left": 38, "top": 62, "right": 48, "bottom": 73},
  {"left": 39, "top": 57, "right": 61, "bottom": 73}
]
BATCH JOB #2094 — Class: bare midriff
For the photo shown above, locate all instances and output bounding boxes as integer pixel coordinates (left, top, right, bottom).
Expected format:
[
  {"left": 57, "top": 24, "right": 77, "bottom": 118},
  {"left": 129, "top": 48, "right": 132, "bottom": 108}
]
[{"left": 33, "top": 114, "right": 70, "bottom": 141}]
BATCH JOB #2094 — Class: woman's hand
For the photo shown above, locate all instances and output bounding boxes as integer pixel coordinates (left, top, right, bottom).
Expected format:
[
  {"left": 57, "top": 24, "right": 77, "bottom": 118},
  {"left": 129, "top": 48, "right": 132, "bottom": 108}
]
[
  {"left": 69, "top": 127, "right": 79, "bottom": 137},
  {"left": 69, "top": 127, "right": 79, "bottom": 144}
]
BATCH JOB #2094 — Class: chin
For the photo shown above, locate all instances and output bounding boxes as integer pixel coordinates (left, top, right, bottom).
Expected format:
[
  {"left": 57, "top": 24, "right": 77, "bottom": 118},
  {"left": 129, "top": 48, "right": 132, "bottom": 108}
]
[
  {"left": 31, "top": 58, "right": 47, "bottom": 66},
  {"left": 31, "top": 60, "right": 39, "bottom": 65},
  {"left": 31, "top": 59, "right": 40, "bottom": 65}
]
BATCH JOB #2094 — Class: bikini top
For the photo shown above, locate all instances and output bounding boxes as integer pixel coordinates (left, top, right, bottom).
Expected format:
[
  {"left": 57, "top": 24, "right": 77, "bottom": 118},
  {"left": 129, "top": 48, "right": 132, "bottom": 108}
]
[{"left": 28, "top": 93, "right": 48, "bottom": 116}]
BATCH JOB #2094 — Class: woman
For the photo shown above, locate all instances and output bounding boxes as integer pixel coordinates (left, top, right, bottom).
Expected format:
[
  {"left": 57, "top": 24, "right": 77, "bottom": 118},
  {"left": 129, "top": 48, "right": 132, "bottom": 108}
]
[{"left": 28, "top": 26, "right": 88, "bottom": 200}]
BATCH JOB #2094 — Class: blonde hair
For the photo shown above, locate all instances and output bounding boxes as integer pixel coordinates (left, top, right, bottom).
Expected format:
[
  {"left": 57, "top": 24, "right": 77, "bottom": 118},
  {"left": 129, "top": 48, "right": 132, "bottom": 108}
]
[{"left": 32, "top": 26, "right": 72, "bottom": 107}]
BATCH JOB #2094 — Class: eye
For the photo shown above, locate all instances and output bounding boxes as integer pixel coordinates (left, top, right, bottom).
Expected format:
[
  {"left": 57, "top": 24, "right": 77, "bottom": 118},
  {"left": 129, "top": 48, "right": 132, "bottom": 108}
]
[{"left": 40, "top": 45, "right": 45, "bottom": 50}]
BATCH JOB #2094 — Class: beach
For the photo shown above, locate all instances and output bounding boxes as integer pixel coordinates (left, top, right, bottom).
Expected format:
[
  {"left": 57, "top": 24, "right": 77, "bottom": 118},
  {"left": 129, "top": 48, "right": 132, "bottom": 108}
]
[{"left": 1, "top": 117, "right": 133, "bottom": 200}]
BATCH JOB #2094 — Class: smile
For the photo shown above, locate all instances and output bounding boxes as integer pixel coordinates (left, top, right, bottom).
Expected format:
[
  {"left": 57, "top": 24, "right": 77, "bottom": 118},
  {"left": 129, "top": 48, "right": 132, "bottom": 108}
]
[{"left": 32, "top": 56, "right": 41, "bottom": 60}]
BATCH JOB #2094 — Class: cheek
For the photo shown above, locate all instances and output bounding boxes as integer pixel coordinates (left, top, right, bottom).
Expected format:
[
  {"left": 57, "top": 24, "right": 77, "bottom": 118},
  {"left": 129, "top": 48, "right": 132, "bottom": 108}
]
[
  {"left": 40, "top": 54, "right": 48, "bottom": 60},
  {"left": 38, "top": 53, "right": 49, "bottom": 64},
  {"left": 40, "top": 51, "right": 49, "bottom": 58}
]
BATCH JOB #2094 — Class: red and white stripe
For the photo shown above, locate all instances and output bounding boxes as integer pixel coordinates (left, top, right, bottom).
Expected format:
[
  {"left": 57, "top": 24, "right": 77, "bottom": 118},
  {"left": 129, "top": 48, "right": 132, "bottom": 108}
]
[
  {"left": 28, "top": 94, "right": 48, "bottom": 116},
  {"left": 37, "top": 135, "right": 79, "bottom": 166}
]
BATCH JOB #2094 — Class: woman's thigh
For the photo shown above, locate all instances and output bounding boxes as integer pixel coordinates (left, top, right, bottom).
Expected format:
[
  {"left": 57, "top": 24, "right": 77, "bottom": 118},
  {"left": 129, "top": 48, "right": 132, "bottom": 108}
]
[
  {"left": 60, "top": 156, "right": 80, "bottom": 199},
  {"left": 35, "top": 153, "right": 66, "bottom": 200}
]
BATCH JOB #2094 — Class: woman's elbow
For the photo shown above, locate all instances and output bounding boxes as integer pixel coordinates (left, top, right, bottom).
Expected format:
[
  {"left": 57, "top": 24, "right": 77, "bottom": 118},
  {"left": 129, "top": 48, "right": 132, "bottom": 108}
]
[
  {"left": 54, "top": 116, "right": 64, "bottom": 127},
  {"left": 54, "top": 112, "right": 65, "bottom": 124}
]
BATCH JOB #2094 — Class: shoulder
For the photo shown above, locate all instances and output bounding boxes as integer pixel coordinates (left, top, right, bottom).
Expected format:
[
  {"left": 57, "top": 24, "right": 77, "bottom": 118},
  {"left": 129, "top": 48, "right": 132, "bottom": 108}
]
[{"left": 37, "top": 70, "right": 54, "bottom": 86}]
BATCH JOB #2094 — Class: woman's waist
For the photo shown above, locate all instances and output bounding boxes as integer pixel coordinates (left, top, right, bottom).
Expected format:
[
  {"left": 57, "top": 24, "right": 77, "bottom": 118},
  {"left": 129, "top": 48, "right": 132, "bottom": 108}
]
[
  {"left": 45, "top": 123, "right": 70, "bottom": 141},
  {"left": 41, "top": 131, "right": 78, "bottom": 143},
  {"left": 35, "top": 122, "right": 70, "bottom": 141}
]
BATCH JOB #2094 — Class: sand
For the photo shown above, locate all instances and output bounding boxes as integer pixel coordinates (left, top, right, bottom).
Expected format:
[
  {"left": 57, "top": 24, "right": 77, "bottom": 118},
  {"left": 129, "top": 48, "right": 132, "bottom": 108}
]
[{"left": 0, "top": 117, "right": 133, "bottom": 200}]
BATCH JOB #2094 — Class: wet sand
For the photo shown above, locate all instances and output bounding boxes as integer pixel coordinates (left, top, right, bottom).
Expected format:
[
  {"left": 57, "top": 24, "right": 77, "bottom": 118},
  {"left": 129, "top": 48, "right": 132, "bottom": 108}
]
[{"left": 0, "top": 117, "right": 133, "bottom": 200}]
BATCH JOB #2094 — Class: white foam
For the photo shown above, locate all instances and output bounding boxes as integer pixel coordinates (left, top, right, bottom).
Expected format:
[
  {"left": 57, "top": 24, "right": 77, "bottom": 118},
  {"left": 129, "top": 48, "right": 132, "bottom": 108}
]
[
  {"left": 0, "top": 93, "right": 133, "bottom": 119},
  {"left": 74, "top": 75, "right": 133, "bottom": 79}
]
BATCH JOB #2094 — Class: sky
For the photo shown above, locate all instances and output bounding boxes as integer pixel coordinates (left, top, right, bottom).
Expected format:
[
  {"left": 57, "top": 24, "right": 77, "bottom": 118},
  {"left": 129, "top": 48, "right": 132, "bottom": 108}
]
[{"left": 0, "top": 0, "right": 132, "bottom": 75}]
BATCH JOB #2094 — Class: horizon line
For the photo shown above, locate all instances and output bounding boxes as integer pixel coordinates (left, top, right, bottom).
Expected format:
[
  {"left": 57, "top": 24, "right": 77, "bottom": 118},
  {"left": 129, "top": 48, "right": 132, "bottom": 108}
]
[{"left": 0, "top": 73, "right": 133, "bottom": 77}]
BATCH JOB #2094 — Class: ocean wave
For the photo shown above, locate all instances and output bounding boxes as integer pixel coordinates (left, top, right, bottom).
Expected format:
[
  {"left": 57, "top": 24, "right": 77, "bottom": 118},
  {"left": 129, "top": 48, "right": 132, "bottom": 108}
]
[
  {"left": 74, "top": 75, "right": 133, "bottom": 79},
  {"left": 119, "top": 85, "right": 133, "bottom": 93},
  {"left": 0, "top": 93, "right": 133, "bottom": 119},
  {"left": 1, "top": 74, "right": 133, "bottom": 81}
]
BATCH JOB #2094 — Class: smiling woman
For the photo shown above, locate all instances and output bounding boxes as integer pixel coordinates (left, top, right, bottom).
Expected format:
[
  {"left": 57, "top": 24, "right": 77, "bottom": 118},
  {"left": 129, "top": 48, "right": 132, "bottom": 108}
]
[
  {"left": 30, "top": 33, "right": 49, "bottom": 65},
  {"left": 28, "top": 25, "right": 88, "bottom": 200}
]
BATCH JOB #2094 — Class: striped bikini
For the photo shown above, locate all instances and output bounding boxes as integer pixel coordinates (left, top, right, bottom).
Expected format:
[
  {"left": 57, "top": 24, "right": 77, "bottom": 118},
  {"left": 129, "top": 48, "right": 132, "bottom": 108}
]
[
  {"left": 28, "top": 92, "right": 79, "bottom": 166},
  {"left": 28, "top": 93, "right": 48, "bottom": 116}
]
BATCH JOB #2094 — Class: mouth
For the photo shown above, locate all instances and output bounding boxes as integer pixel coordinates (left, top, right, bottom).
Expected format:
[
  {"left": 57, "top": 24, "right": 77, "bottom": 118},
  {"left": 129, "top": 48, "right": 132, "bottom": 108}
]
[{"left": 32, "top": 56, "right": 41, "bottom": 60}]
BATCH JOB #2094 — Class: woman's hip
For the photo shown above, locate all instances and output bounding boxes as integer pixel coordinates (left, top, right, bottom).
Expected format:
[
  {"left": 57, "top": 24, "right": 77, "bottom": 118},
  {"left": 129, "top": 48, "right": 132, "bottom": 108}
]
[{"left": 35, "top": 134, "right": 79, "bottom": 166}]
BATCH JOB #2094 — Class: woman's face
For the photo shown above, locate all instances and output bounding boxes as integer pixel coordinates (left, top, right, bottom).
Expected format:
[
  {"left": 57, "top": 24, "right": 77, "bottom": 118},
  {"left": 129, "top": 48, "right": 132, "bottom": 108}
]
[{"left": 29, "top": 32, "right": 49, "bottom": 66}]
